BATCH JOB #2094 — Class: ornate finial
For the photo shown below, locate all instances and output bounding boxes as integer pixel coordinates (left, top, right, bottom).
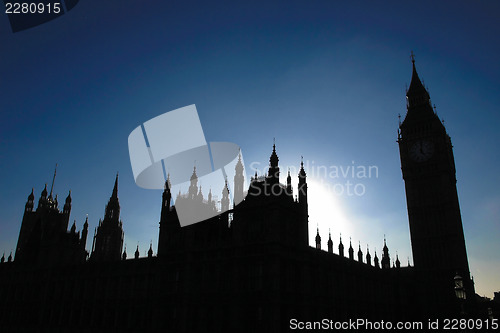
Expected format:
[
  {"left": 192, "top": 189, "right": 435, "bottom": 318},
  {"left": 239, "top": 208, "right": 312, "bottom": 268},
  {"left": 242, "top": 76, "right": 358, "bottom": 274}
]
[{"left": 410, "top": 51, "right": 415, "bottom": 64}]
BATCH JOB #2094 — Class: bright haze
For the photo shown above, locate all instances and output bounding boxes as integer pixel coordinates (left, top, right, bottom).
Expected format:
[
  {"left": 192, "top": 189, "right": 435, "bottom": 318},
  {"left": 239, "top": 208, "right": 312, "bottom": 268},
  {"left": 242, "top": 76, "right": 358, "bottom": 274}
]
[{"left": 0, "top": 1, "right": 498, "bottom": 298}]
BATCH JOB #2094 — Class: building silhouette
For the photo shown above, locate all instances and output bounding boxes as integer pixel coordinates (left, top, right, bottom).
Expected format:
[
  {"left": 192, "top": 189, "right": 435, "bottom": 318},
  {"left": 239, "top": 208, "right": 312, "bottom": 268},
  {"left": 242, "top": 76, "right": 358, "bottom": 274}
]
[
  {"left": 0, "top": 58, "right": 490, "bottom": 332},
  {"left": 398, "top": 53, "right": 475, "bottom": 318}
]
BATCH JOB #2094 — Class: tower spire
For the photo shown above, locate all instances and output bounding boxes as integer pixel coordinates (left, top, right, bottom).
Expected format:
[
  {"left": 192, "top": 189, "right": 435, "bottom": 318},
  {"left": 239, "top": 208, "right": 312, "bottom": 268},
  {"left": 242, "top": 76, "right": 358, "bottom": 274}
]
[
  {"left": 315, "top": 226, "right": 321, "bottom": 250},
  {"left": 327, "top": 229, "right": 333, "bottom": 253},
  {"left": 268, "top": 140, "right": 280, "bottom": 185},
  {"left": 49, "top": 163, "right": 57, "bottom": 199},
  {"left": 405, "top": 51, "right": 431, "bottom": 110},
  {"left": 338, "top": 233, "right": 344, "bottom": 257},
  {"left": 112, "top": 172, "right": 118, "bottom": 199}
]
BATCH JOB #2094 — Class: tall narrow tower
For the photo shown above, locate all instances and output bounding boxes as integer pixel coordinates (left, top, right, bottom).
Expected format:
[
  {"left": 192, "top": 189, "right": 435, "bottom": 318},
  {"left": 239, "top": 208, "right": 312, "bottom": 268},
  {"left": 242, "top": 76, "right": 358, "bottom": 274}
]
[
  {"left": 91, "top": 174, "right": 124, "bottom": 262},
  {"left": 398, "top": 54, "right": 473, "bottom": 314},
  {"left": 233, "top": 152, "right": 245, "bottom": 206},
  {"left": 298, "top": 157, "right": 308, "bottom": 247}
]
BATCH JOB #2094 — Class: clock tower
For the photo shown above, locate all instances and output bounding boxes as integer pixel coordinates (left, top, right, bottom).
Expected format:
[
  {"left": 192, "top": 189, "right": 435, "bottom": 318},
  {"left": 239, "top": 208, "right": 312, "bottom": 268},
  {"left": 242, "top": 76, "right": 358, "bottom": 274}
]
[{"left": 398, "top": 54, "right": 474, "bottom": 316}]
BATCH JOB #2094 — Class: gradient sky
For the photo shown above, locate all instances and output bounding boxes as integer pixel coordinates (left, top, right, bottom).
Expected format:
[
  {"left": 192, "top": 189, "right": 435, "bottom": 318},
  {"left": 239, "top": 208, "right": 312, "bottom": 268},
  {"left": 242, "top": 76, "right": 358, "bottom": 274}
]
[{"left": 1, "top": 0, "right": 499, "bottom": 298}]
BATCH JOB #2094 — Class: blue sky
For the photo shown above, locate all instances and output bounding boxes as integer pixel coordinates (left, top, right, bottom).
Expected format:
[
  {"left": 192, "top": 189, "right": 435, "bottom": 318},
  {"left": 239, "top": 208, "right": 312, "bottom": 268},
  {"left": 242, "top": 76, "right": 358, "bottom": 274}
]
[{"left": 1, "top": 0, "right": 499, "bottom": 297}]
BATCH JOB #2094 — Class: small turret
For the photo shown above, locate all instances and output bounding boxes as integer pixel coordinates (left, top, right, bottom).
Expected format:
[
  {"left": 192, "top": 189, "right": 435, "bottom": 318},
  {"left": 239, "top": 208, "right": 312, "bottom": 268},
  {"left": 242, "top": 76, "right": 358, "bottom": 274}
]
[
  {"left": 315, "top": 227, "right": 321, "bottom": 250},
  {"left": 188, "top": 166, "right": 198, "bottom": 199},
  {"left": 286, "top": 169, "right": 292, "bottom": 196},
  {"left": 234, "top": 151, "right": 245, "bottom": 206},
  {"left": 327, "top": 230, "right": 333, "bottom": 253},
  {"left": 338, "top": 234, "right": 344, "bottom": 257},
  {"left": 81, "top": 216, "right": 89, "bottom": 249},
  {"left": 357, "top": 242, "right": 363, "bottom": 263},
  {"left": 221, "top": 179, "right": 230, "bottom": 212},
  {"left": 348, "top": 238, "right": 354, "bottom": 260},
  {"left": 63, "top": 190, "right": 72, "bottom": 215},
  {"left": 366, "top": 245, "right": 372, "bottom": 266},
  {"left": 381, "top": 236, "right": 390, "bottom": 269},
  {"left": 135, "top": 245, "right": 140, "bottom": 259},
  {"left": 148, "top": 242, "right": 153, "bottom": 258},
  {"left": 25, "top": 188, "right": 35, "bottom": 212},
  {"left": 267, "top": 141, "right": 280, "bottom": 186}
]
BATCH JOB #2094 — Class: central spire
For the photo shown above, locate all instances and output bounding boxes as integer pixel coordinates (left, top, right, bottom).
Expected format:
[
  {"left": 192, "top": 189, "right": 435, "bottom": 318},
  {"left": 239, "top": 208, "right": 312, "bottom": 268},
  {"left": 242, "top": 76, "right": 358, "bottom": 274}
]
[
  {"left": 111, "top": 173, "right": 118, "bottom": 200},
  {"left": 406, "top": 52, "right": 431, "bottom": 109},
  {"left": 268, "top": 140, "right": 280, "bottom": 185}
]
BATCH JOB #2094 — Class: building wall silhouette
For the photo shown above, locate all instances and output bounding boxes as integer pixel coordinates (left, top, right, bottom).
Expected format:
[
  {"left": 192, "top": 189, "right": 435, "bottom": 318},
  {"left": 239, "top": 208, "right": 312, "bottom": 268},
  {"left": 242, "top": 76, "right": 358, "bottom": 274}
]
[{"left": 0, "top": 59, "right": 483, "bottom": 332}]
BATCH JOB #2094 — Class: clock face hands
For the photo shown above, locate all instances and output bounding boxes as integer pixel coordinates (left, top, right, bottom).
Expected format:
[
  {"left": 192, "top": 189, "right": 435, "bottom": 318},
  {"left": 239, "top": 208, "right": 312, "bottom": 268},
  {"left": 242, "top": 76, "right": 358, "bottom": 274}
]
[{"left": 409, "top": 140, "right": 434, "bottom": 162}]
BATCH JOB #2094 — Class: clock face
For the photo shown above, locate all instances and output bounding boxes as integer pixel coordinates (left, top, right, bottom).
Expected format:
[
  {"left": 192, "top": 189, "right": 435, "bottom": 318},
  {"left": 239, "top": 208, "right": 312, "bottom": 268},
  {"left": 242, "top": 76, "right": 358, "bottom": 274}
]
[{"left": 409, "top": 140, "right": 434, "bottom": 162}]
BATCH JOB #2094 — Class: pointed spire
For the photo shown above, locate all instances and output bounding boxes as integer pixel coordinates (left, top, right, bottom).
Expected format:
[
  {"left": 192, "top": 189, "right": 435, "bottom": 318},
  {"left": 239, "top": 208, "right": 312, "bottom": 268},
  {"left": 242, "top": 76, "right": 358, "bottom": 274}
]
[
  {"left": 165, "top": 173, "right": 171, "bottom": 191},
  {"left": 357, "top": 241, "right": 363, "bottom": 263},
  {"left": 235, "top": 150, "right": 244, "bottom": 173},
  {"left": 28, "top": 188, "right": 35, "bottom": 201},
  {"left": 41, "top": 183, "right": 48, "bottom": 198},
  {"left": 338, "top": 233, "right": 344, "bottom": 257},
  {"left": 268, "top": 140, "right": 279, "bottom": 181},
  {"left": 286, "top": 168, "right": 292, "bottom": 195},
  {"left": 299, "top": 156, "right": 306, "bottom": 178},
  {"left": 327, "top": 229, "right": 333, "bottom": 253},
  {"left": 70, "top": 220, "right": 76, "bottom": 233},
  {"left": 148, "top": 241, "right": 153, "bottom": 258},
  {"left": 112, "top": 173, "right": 119, "bottom": 199},
  {"left": 382, "top": 236, "right": 390, "bottom": 269},
  {"left": 65, "top": 190, "right": 72, "bottom": 203},
  {"left": 8, "top": 251, "right": 12, "bottom": 263},
  {"left": 1, "top": 252, "right": 4, "bottom": 263},
  {"left": 348, "top": 237, "right": 354, "bottom": 260},
  {"left": 135, "top": 244, "right": 140, "bottom": 259},
  {"left": 122, "top": 245, "right": 127, "bottom": 260},
  {"left": 366, "top": 245, "right": 372, "bottom": 266},
  {"left": 395, "top": 253, "right": 401, "bottom": 268},
  {"left": 49, "top": 163, "right": 57, "bottom": 198},
  {"left": 315, "top": 226, "right": 321, "bottom": 250},
  {"left": 221, "top": 178, "right": 230, "bottom": 212},
  {"left": 190, "top": 166, "right": 197, "bottom": 181},
  {"left": 406, "top": 51, "right": 431, "bottom": 109}
]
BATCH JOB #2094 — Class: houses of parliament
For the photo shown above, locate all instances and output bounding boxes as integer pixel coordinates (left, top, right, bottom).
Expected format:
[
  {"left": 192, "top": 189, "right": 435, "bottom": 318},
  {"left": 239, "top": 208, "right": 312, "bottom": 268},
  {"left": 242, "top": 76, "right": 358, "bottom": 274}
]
[{"left": 0, "top": 58, "right": 496, "bottom": 332}]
